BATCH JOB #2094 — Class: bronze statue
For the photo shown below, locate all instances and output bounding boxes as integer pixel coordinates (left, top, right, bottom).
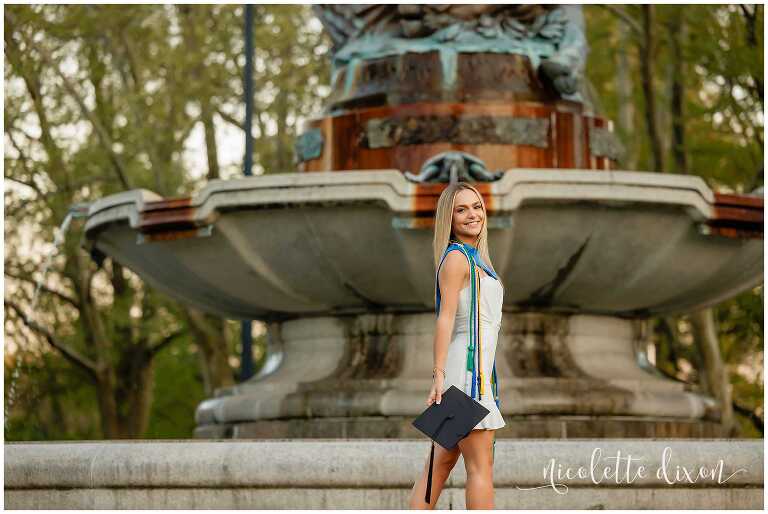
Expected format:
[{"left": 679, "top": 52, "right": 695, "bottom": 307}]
[{"left": 312, "top": 4, "right": 587, "bottom": 99}]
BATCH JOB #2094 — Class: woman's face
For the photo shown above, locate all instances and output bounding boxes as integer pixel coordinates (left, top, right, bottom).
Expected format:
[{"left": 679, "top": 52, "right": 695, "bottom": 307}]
[{"left": 451, "top": 188, "right": 484, "bottom": 242}]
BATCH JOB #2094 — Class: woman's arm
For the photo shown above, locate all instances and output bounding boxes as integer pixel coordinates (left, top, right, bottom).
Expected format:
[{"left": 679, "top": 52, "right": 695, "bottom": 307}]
[{"left": 427, "top": 251, "right": 468, "bottom": 405}]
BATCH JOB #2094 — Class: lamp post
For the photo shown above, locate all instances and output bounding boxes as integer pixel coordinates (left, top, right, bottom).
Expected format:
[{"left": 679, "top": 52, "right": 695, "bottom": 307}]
[{"left": 240, "top": 4, "right": 255, "bottom": 381}]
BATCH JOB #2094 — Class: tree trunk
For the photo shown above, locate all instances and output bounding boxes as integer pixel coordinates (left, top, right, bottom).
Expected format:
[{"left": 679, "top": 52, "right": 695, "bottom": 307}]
[
  {"left": 658, "top": 316, "right": 684, "bottom": 378},
  {"left": 739, "top": 5, "right": 763, "bottom": 108},
  {"left": 202, "top": 97, "right": 221, "bottom": 180},
  {"left": 182, "top": 307, "right": 235, "bottom": 396},
  {"left": 71, "top": 251, "right": 159, "bottom": 439},
  {"left": 120, "top": 346, "right": 156, "bottom": 437},
  {"left": 639, "top": 5, "right": 664, "bottom": 172},
  {"left": 666, "top": 8, "right": 734, "bottom": 435},
  {"left": 275, "top": 89, "right": 291, "bottom": 172},
  {"left": 689, "top": 308, "right": 735, "bottom": 435},
  {"left": 43, "top": 354, "right": 69, "bottom": 436},
  {"left": 615, "top": 20, "right": 636, "bottom": 169},
  {"left": 668, "top": 7, "right": 689, "bottom": 174},
  {"left": 94, "top": 366, "right": 121, "bottom": 438}
]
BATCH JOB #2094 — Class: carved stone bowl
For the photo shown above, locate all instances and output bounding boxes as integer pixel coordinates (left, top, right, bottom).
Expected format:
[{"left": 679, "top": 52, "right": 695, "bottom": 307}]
[{"left": 83, "top": 169, "right": 763, "bottom": 320}]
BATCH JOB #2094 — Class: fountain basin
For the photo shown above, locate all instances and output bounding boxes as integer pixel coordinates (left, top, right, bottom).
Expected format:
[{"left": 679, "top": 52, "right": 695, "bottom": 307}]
[{"left": 83, "top": 169, "right": 763, "bottom": 320}]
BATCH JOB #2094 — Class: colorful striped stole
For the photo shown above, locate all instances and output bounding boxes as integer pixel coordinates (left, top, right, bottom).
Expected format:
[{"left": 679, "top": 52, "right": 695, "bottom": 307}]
[{"left": 434, "top": 240, "right": 500, "bottom": 411}]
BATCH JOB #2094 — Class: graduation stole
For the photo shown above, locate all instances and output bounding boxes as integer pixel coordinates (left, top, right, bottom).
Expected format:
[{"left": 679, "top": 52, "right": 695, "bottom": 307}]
[{"left": 435, "top": 239, "right": 501, "bottom": 410}]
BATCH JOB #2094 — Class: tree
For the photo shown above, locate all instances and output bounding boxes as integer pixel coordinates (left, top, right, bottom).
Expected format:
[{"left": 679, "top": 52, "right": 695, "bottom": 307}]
[
  {"left": 587, "top": 4, "right": 763, "bottom": 437},
  {"left": 4, "top": 4, "right": 329, "bottom": 439}
]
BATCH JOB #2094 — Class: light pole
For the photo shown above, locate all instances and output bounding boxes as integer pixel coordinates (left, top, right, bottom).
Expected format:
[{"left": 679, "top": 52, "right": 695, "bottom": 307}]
[{"left": 240, "top": 4, "right": 255, "bottom": 381}]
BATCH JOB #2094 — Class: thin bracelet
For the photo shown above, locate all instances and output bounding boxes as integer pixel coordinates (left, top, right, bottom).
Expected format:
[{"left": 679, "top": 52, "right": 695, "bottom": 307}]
[{"left": 432, "top": 366, "right": 446, "bottom": 379}]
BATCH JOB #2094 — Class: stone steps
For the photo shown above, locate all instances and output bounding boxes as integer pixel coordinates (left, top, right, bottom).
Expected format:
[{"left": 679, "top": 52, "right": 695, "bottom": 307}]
[{"left": 5, "top": 439, "right": 762, "bottom": 509}]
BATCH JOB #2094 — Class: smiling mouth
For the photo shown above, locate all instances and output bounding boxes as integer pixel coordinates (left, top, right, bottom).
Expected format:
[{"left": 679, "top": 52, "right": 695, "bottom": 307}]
[{"left": 465, "top": 220, "right": 481, "bottom": 226}]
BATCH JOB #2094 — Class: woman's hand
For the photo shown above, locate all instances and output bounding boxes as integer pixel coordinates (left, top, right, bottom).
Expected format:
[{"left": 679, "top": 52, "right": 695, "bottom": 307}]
[{"left": 427, "top": 373, "right": 444, "bottom": 406}]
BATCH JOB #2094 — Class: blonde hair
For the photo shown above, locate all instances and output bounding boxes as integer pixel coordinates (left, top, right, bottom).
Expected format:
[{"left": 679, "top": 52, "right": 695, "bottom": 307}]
[{"left": 432, "top": 182, "right": 499, "bottom": 282}]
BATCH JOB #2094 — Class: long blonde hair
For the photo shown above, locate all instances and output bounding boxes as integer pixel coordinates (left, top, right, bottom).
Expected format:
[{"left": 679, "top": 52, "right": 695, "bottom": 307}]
[{"left": 432, "top": 182, "right": 499, "bottom": 281}]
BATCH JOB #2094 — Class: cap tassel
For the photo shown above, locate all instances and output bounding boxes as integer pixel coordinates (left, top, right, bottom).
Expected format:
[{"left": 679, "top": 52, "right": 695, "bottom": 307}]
[{"left": 425, "top": 441, "right": 435, "bottom": 504}]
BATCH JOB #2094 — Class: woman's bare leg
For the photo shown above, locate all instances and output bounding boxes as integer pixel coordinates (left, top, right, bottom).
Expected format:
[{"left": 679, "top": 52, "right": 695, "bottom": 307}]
[
  {"left": 458, "top": 429, "right": 495, "bottom": 509},
  {"left": 408, "top": 443, "right": 461, "bottom": 509}
]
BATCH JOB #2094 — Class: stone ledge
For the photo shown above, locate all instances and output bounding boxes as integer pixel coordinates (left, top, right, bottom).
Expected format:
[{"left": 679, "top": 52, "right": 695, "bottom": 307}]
[
  {"left": 5, "top": 486, "right": 763, "bottom": 510},
  {"left": 4, "top": 439, "right": 762, "bottom": 509}
]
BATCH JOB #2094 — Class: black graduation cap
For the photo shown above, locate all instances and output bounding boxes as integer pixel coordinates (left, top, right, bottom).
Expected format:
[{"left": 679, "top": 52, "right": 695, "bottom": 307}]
[{"left": 412, "top": 385, "right": 490, "bottom": 503}]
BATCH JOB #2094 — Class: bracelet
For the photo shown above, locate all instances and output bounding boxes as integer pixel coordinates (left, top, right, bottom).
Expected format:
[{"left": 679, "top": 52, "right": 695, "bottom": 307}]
[{"left": 432, "top": 366, "right": 446, "bottom": 380}]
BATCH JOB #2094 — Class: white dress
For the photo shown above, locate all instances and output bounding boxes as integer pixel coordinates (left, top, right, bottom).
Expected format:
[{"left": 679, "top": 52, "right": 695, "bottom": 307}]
[{"left": 442, "top": 275, "right": 506, "bottom": 430}]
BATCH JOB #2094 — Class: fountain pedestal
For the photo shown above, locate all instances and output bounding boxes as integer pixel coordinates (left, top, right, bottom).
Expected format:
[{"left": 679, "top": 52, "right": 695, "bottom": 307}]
[{"left": 194, "top": 312, "right": 724, "bottom": 439}]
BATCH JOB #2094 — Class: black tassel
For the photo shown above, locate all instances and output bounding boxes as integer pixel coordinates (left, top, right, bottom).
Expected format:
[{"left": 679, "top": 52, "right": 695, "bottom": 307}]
[
  {"left": 425, "top": 440, "right": 435, "bottom": 504},
  {"left": 424, "top": 414, "right": 453, "bottom": 504}
]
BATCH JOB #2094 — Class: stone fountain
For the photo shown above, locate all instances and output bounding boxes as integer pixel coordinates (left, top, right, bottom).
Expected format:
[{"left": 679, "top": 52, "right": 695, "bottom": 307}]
[{"left": 82, "top": 4, "right": 763, "bottom": 440}]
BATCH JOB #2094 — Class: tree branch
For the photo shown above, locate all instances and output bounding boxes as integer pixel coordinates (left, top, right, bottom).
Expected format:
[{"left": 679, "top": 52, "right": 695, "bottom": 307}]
[
  {"left": 178, "top": 114, "right": 202, "bottom": 147},
  {"left": 4, "top": 129, "right": 56, "bottom": 207},
  {"left": 4, "top": 17, "right": 71, "bottom": 193},
  {"left": 216, "top": 106, "right": 266, "bottom": 140},
  {"left": 597, "top": 4, "right": 643, "bottom": 37},
  {"left": 3, "top": 175, "right": 45, "bottom": 195},
  {"left": 4, "top": 199, "right": 44, "bottom": 220},
  {"left": 148, "top": 328, "right": 185, "bottom": 356},
  {"left": 216, "top": 107, "right": 246, "bottom": 131},
  {"left": 9, "top": 14, "right": 132, "bottom": 190},
  {"left": 739, "top": 4, "right": 764, "bottom": 108},
  {"left": 4, "top": 269, "right": 80, "bottom": 308},
  {"left": 5, "top": 300, "right": 100, "bottom": 382},
  {"left": 733, "top": 398, "right": 764, "bottom": 436}
]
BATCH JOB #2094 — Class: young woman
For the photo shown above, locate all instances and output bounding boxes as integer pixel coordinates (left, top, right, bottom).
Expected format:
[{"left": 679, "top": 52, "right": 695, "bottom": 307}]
[{"left": 409, "top": 182, "right": 505, "bottom": 510}]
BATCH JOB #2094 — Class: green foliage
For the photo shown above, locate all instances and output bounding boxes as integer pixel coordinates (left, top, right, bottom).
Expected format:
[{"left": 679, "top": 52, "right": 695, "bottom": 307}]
[
  {"left": 5, "top": 348, "right": 101, "bottom": 440},
  {"left": 649, "top": 286, "right": 764, "bottom": 437},
  {"left": 4, "top": 4, "right": 326, "bottom": 440},
  {"left": 584, "top": 5, "right": 763, "bottom": 190},
  {"left": 586, "top": 5, "right": 763, "bottom": 436},
  {"left": 247, "top": 5, "right": 330, "bottom": 175},
  {"left": 718, "top": 286, "right": 764, "bottom": 437},
  {"left": 144, "top": 336, "right": 205, "bottom": 438}
]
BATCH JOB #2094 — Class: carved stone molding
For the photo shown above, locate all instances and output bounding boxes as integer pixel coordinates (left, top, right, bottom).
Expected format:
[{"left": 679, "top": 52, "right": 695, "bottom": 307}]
[
  {"left": 589, "top": 125, "right": 624, "bottom": 160},
  {"left": 363, "top": 115, "right": 550, "bottom": 149}
]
